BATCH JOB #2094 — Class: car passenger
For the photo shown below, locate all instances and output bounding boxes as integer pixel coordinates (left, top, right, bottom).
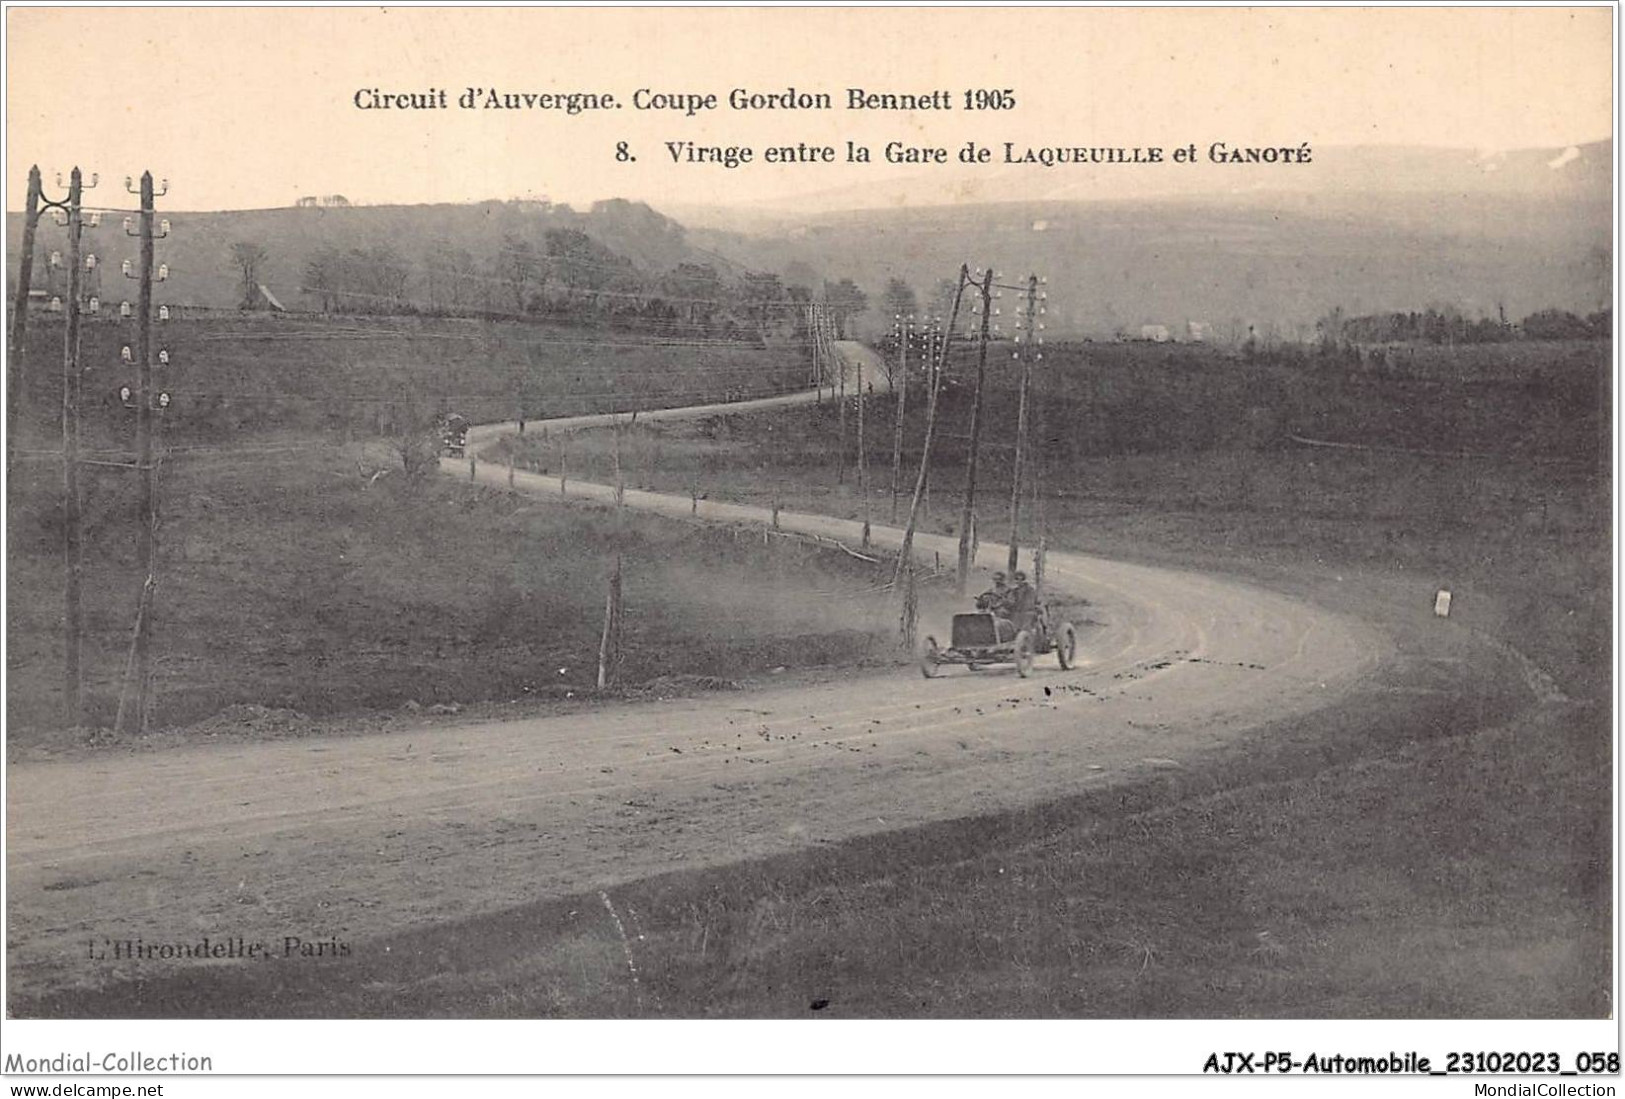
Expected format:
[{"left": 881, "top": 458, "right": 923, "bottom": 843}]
[{"left": 1007, "top": 570, "right": 1038, "bottom": 634}]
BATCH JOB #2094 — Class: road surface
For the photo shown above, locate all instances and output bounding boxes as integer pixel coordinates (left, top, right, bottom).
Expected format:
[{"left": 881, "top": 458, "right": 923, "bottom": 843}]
[
  {"left": 6, "top": 343, "right": 1386, "bottom": 1000},
  {"left": 461, "top": 339, "right": 891, "bottom": 449}
]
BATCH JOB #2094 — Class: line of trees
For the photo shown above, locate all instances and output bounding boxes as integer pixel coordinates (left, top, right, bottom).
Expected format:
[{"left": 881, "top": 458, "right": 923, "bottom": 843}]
[
  {"left": 1322, "top": 305, "right": 1611, "bottom": 347},
  {"left": 282, "top": 226, "right": 881, "bottom": 346}
]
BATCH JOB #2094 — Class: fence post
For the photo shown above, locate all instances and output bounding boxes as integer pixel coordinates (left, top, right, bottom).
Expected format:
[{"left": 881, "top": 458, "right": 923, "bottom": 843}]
[{"left": 469, "top": 456, "right": 476, "bottom": 482}]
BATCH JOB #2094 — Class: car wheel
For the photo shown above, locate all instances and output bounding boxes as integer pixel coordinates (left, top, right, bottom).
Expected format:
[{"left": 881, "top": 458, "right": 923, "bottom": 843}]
[
  {"left": 919, "top": 637, "right": 942, "bottom": 678},
  {"left": 1057, "top": 623, "right": 1077, "bottom": 670}
]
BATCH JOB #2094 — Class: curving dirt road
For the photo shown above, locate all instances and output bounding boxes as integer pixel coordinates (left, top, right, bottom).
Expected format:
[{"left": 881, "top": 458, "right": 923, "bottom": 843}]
[
  {"left": 460, "top": 340, "right": 892, "bottom": 447},
  {"left": 5, "top": 345, "right": 1387, "bottom": 1002}
]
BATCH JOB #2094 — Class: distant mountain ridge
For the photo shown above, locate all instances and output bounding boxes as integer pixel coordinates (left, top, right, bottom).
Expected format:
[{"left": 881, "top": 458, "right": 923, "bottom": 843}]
[
  {"left": 667, "top": 140, "right": 1612, "bottom": 224},
  {"left": 5, "top": 142, "right": 1608, "bottom": 336},
  {"left": 670, "top": 141, "right": 1611, "bottom": 337}
]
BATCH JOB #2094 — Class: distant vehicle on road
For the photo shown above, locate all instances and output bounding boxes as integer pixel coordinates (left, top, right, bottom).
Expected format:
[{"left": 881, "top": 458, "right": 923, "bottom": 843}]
[{"left": 438, "top": 413, "right": 470, "bottom": 457}]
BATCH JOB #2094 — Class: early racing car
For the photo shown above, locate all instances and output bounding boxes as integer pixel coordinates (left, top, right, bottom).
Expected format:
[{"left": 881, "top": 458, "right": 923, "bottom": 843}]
[
  {"left": 918, "top": 598, "right": 1078, "bottom": 678},
  {"left": 437, "top": 413, "right": 470, "bottom": 458}
]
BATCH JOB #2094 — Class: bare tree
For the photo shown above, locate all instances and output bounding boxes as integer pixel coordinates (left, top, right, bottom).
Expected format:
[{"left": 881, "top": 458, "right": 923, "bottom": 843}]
[{"left": 230, "top": 241, "right": 269, "bottom": 310}]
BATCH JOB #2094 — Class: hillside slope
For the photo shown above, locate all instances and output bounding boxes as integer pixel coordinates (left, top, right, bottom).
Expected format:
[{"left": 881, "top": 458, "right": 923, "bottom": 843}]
[{"left": 5, "top": 198, "right": 734, "bottom": 315}]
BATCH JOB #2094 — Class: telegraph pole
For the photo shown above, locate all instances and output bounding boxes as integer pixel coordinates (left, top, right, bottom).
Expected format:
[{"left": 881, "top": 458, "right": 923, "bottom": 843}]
[
  {"left": 891, "top": 265, "right": 969, "bottom": 591},
  {"left": 857, "top": 350, "right": 869, "bottom": 547},
  {"left": 599, "top": 420, "right": 627, "bottom": 689},
  {"left": 128, "top": 172, "right": 166, "bottom": 731},
  {"left": 1032, "top": 394, "right": 1047, "bottom": 598},
  {"left": 59, "top": 168, "right": 89, "bottom": 725},
  {"left": 134, "top": 172, "right": 157, "bottom": 730},
  {"left": 954, "top": 267, "right": 994, "bottom": 594},
  {"left": 835, "top": 308, "right": 847, "bottom": 485},
  {"left": 809, "top": 303, "right": 821, "bottom": 403},
  {"left": 921, "top": 316, "right": 940, "bottom": 521},
  {"left": 888, "top": 313, "right": 909, "bottom": 524},
  {"left": 1007, "top": 274, "right": 1041, "bottom": 574},
  {"left": 8, "top": 165, "right": 43, "bottom": 462}
]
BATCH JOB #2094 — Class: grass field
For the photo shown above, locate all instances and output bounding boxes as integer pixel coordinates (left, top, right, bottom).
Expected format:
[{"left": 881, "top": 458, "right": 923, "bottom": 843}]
[
  {"left": 5, "top": 440, "right": 905, "bottom": 749},
  {"left": 9, "top": 312, "right": 811, "bottom": 452}
]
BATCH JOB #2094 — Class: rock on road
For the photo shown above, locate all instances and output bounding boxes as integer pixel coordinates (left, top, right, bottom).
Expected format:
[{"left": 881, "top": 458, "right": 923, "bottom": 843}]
[{"left": 5, "top": 343, "right": 1387, "bottom": 999}]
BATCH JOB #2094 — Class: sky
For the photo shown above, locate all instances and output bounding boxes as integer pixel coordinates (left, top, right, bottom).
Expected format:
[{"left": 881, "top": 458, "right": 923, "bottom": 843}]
[{"left": 5, "top": 6, "right": 1615, "bottom": 212}]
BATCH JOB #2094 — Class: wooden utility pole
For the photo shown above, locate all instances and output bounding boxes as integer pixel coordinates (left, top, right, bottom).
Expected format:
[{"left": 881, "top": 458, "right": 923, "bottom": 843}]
[
  {"left": 1031, "top": 362, "right": 1047, "bottom": 598},
  {"left": 834, "top": 310, "right": 847, "bottom": 485},
  {"left": 891, "top": 266, "right": 969, "bottom": 591},
  {"left": 612, "top": 419, "right": 625, "bottom": 508},
  {"left": 954, "top": 267, "right": 994, "bottom": 594},
  {"left": 809, "top": 303, "right": 822, "bottom": 402},
  {"left": 116, "top": 172, "right": 162, "bottom": 733},
  {"left": 8, "top": 165, "right": 43, "bottom": 462},
  {"left": 921, "top": 319, "right": 939, "bottom": 521},
  {"left": 133, "top": 173, "right": 159, "bottom": 729},
  {"left": 1007, "top": 274, "right": 1040, "bottom": 574},
  {"left": 60, "top": 168, "right": 86, "bottom": 726},
  {"left": 599, "top": 419, "right": 628, "bottom": 689},
  {"left": 857, "top": 352, "right": 869, "bottom": 547},
  {"left": 888, "top": 313, "right": 909, "bottom": 524}
]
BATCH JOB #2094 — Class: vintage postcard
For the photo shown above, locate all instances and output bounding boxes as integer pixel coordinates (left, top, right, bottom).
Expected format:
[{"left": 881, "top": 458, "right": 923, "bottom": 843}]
[{"left": 2, "top": 3, "right": 1615, "bottom": 1084}]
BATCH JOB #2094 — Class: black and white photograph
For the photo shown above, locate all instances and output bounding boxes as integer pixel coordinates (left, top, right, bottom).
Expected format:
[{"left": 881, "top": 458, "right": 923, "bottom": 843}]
[{"left": 1, "top": 3, "right": 1616, "bottom": 1085}]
